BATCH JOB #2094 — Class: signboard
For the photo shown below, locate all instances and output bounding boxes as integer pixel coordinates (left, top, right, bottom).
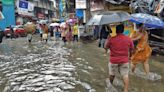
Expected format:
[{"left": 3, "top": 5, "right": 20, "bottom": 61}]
[
  {"left": 90, "top": 0, "right": 104, "bottom": 11},
  {"left": 19, "top": 0, "right": 28, "bottom": 9},
  {"left": 18, "top": 8, "right": 34, "bottom": 16},
  {"left": 28, "top": 2, "right": 34, "bottom": 11},
  {"left": 17, "top": 0, "right": 34, "bottom": 16},
  {"left": 76, "top": 0, "right": 87, "bottom": 9}
]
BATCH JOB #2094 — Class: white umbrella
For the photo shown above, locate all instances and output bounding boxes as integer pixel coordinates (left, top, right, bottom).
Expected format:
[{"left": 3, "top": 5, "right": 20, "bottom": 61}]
[
  {"left": 49, "top": 23, "right": 60, "bottom": 27},
  {"left": 38, "top": 20, "right": 48, "bottom": 24},
  {"left": 60, "top": 22, "right": 67, "bottom": 28},
  {"left": 87, "top": 11, "right": 130, "bottom": 25}
]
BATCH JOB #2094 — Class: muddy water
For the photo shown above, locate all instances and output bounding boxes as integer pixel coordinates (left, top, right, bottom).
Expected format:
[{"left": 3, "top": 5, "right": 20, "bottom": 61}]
[
  {"left": 67, "top": 41, "right": 164, "bottom": 92},
  {"left": 0, "top": 37, "right": 163, "bottom": 92}
]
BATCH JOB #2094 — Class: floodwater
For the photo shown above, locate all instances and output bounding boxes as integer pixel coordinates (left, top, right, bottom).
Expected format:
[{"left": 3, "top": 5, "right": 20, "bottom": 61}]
[{"left": 0, "top": 36, "right": 163, "bottom": 92}]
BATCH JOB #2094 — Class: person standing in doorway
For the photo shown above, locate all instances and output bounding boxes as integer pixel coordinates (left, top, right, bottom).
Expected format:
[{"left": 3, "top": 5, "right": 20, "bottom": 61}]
[{"left": 105, "top": 24, "right": 134, "bottom": 92}]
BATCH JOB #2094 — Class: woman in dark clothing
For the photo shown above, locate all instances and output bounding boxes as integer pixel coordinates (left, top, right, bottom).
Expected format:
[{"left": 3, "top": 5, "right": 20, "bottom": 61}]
[
  {"left": 10, "top": 25, "right": 14, "bottom": 39},
  {"left": 99, "top": 25, "right": 112, "bottom": 48},
  {"left": 99, "top": 25, "right": 112, "bottom": 55},
  {"left": 50, "top": 26, "right": 54, "bottom": 37}
]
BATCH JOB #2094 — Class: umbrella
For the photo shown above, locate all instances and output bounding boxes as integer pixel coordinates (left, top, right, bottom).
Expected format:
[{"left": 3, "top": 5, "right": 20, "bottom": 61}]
[
  {"left": 130, "top": 13, "right": 164, "bottom": 28},
  {"left": 52, "top": 18, "right": 60, "bottom": 22},
  {"left": 24, "top": 22, "right": 36, "bottom": 34},
  {"left": 38, "top": 20, "right": 48, "bottom": 24},
  {"left": 49, "top": 23, "right": 60, "bottom": 27},
  {"left": 87, "top": 11, "right": 130, "bottom": 25},
  {"left": 67, "top": 18, "right": 77, "bottom": 23},
  {"left": 60, "top": 22, "right": 67, "bottom": 28}
]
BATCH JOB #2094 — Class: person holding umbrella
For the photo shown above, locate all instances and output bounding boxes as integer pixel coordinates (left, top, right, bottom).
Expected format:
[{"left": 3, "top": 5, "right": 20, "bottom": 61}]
[
  {"left": 130, "top": 23, "right": 152, "bottom": 75},
  {"left": 60, "top": 22, "right": 68, "bottom": 44},
  {"left": 42, "top": 24, "right": 49, "bottom": 43},
  {"left": 105, "top": 24, "right": 134, "bottom": 92},
  {"left": 24, "top": 22, "right": 36, "bottom": 43}
]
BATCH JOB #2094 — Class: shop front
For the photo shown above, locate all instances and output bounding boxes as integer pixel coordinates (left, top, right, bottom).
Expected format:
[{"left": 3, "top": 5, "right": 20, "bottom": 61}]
[{"left": 16, "top": 0, "right": 34, "bottom": 25}]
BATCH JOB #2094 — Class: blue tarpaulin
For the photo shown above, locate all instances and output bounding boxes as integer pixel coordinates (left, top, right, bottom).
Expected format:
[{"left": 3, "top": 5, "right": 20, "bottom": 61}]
[
  {"left": 130, "top": 13, "right": 164, "bottom": 29},
  {"left": 76, "top": 9, "right": 84, "bottom": 18},
  {"left": 0, "top": 5, "right": 16, "bottom": 30}
]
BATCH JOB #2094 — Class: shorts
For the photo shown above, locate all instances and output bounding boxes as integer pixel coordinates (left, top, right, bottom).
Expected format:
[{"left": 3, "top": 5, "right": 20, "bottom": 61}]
[
  {"left": 73, "top": 35, "right": 78, "bottom": 42},
  {"left": 43, "top": 33, "right": 48, "bottom": 40},
  {"left": 108, "top": 62, "right": 129, "bottom": 76},
  {"left": 27, "top": 34, "right": 32, "bottom": 40}
]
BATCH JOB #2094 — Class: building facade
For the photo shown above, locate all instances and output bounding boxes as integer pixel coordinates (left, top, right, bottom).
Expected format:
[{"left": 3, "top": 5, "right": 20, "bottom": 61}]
[{"left": 15, "top": 0, "right": 55, "bottom": 25}]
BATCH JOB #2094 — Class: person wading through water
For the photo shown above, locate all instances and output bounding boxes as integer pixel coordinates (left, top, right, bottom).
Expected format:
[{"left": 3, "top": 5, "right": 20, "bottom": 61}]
[
  {"left": 105, "top": 24, "right": 134, "bottom": 92},
  {"left": 130, "top": 23, "right": 152, "bottom": 76}
]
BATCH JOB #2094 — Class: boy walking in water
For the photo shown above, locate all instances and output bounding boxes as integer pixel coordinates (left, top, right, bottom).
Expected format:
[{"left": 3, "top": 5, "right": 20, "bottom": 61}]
[{"left": 105, "top": 24, "right": 134, "bottom": 92}]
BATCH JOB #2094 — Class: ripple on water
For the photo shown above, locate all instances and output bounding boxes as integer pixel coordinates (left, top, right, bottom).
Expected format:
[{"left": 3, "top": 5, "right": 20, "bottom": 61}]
[{"left": 0, "top": 44, "right": 95, "bottom": 92}]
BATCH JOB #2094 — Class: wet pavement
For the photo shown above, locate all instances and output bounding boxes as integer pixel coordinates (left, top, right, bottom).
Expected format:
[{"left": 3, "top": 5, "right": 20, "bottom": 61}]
[{"left": 0, "top": 35, "right": 163, "bottom": 92}]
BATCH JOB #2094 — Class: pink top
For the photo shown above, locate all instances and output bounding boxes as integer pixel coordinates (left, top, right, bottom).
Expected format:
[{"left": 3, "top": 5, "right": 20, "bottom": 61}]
[{"left": 106, "top": 34, "right": 134, "bottom": 64}]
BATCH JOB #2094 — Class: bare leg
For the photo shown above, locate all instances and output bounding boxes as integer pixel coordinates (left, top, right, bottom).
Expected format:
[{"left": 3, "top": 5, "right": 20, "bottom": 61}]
[
  {"left": 123, "top": 74, "right": 129, "bottom": 92},
  {"left": 143, "top": 60, "right": 149, "bottom": 75},
  {"left": 46, "top": 39, "right": 48, "bottom": 43},
  {"left": 131, "top": 63, "right": 136, "bottom": 73},
  {"left": 103, "top": 48, "right": 108, "bottom": 56},
  {"left": 109, "top": 75, "right": 115, "bottom": 84}
]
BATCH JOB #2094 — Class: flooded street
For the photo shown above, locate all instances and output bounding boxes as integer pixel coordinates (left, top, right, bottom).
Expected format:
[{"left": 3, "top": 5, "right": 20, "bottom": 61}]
[{"left": 0, "top": 36, "right": 163, "bottom": 92}]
